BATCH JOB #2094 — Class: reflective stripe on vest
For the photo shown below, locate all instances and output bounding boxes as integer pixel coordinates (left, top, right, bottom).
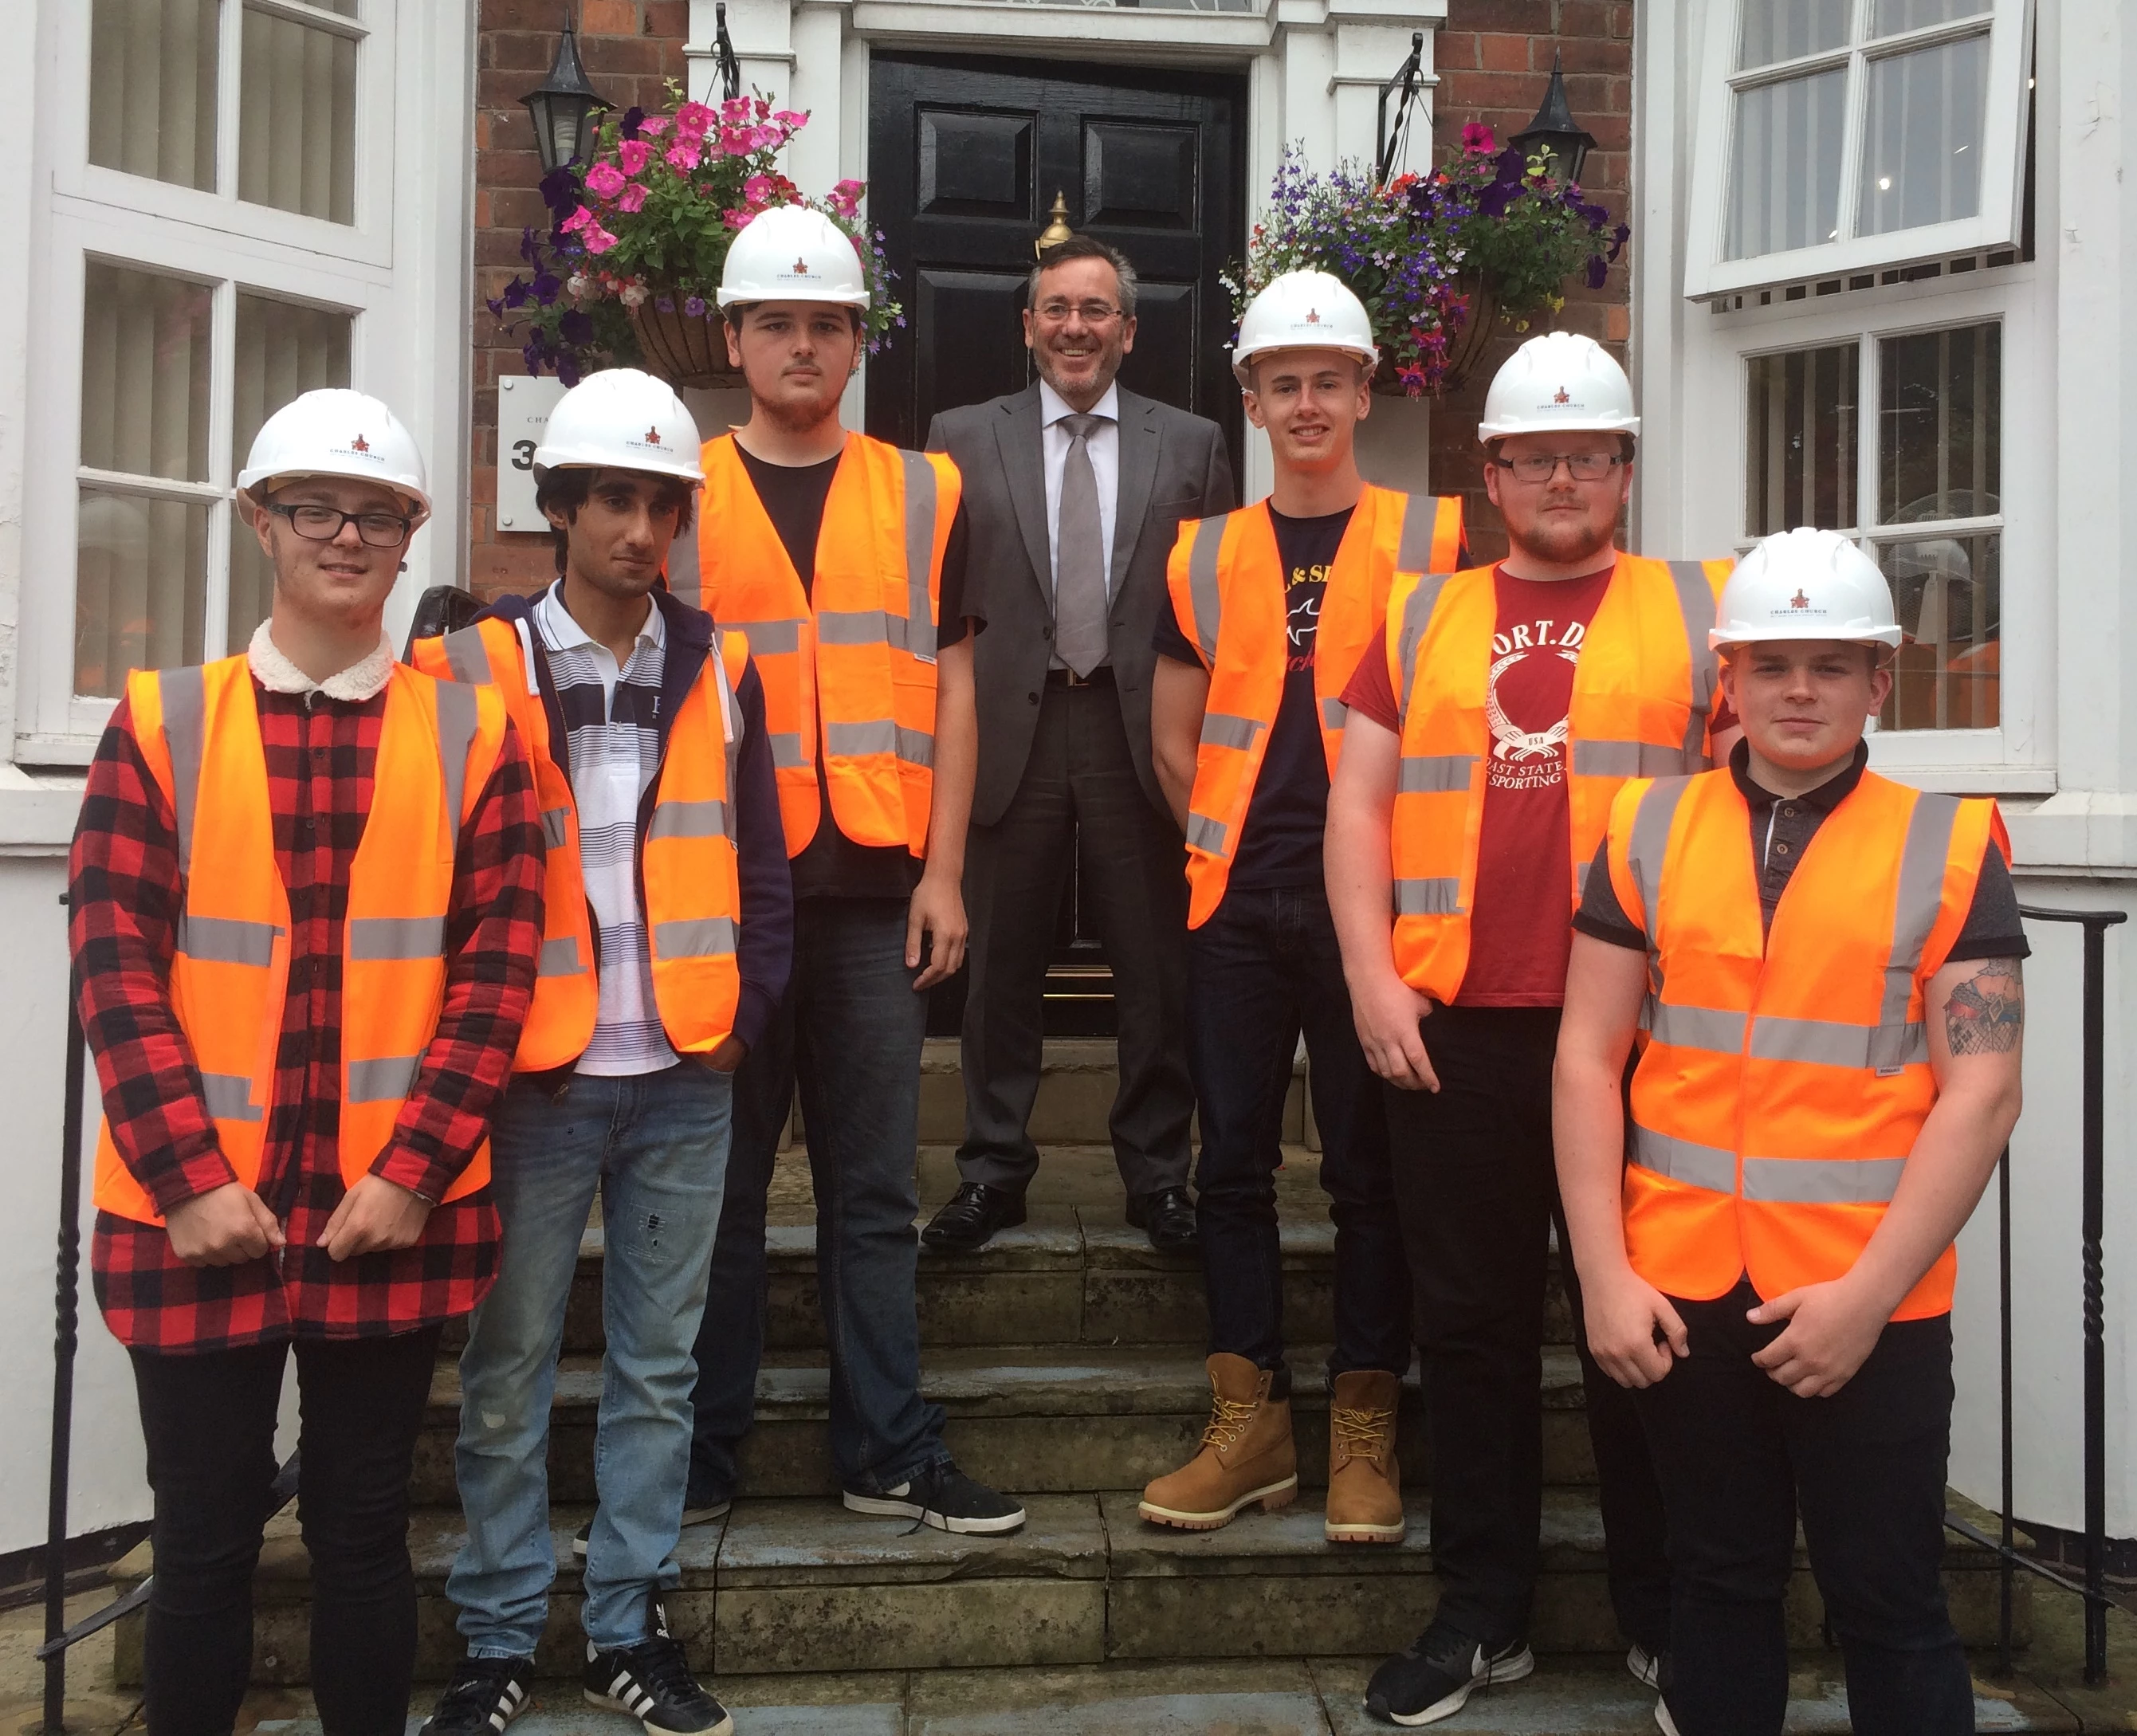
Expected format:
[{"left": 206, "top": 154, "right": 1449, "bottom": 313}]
[
  {"left": 92, "top": 658, "right": 508, "bottom": 1226},
  {"left": 1383, "top": 552, "right": 1732, "bottom": 1003},
  {"left": 1605, "top": 766, "right": 2005, "bottom": 1320},
  {"left": 411, "top": 614, "right": 748, "bottom": 1064},
  {"left": 696, "top": 430, "right": 957, "bottom": 858},
  {"left": 1165, "top": 488, "right": 1463, "bottom": 927}
]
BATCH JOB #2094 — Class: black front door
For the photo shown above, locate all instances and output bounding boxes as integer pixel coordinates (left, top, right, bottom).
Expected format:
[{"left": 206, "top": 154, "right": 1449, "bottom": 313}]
[{"left": 867, "top": 51, "right": 1247, "bottom": 1037}]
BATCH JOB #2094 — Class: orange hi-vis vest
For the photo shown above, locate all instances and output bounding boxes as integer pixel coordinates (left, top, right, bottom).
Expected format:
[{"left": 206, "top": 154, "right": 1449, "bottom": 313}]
[
  {"left": 1167, "top": 487, "right": 1463, "bottom": 927},
  {"left": 1384, "top": 554, "right": 1734, "bottom": 1001},
  {"left": 1603, "top": 767, "right": 2007, "bottom": 1320},
  {"left": 411, "top": 614, "right": 751, "bottom": 1070},
  {"left": 92, "top": 656, "right": 509, "bottom": 1225},
  {"left": 696, "top": 430, "right": 960, "bottom": 858}
]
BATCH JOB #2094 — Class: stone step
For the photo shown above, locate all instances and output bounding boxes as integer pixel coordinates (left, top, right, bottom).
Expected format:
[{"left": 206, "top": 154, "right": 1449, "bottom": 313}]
[
  {"left": 226, "top": 1653, "right": 2079, "bottom": 1734},
  {"left": 112, "top": 1489, "right": 2026, "bottom": 1690},
  {"left": 462, "top": 1181, "right": 1574, "bottom": 1359},
  {"left": 412, "top": 1344, "right": 1599, "bottom": 1506},
  {"left": 917, "top": 1038, "right": 1310, "bottom": 1149}
]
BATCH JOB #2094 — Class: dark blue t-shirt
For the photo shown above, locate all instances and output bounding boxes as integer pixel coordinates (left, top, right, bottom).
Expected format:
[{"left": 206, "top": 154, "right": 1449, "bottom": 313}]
[{"left": 1155, "top": 505, "right": 1353, "bottom": 894}]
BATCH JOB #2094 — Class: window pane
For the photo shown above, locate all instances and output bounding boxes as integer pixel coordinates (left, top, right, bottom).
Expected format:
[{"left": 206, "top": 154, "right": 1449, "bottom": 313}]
[
  {"left": 1739, "top": 0, "right": 1849, "bottom": 70},
  {"left": 239, "top": 5, "right": 356, "bottom": 224},
  {"left": 1879, "top": 534, "right": 1999, "bottom": 730},
  {"left": 88, "top": 0, "right": 219, "bottom": 191},
  {"left": 76, "top": 489, "right": 209, "bottom": 697},
  {"left": 228, "top": 296, "right": 353, "bottom": 649},
  {"left": 1878, "top": 323, "right": 2000, "bottom": 524},
  {"left": 1746, "top": 344, "right": 1859, "bottom": 536},
  {"left": 80, "top": 264, "right": 214, "bottom": 482},
  {"left": 1872, "top": 0, "right": 1990, "bottom": 35},
  {"left": 1726, "top": 70, "right": 1848, "bottom": 259},
  {"left": 1860, "top": 34, "right": 1990, "bottom": 236}
]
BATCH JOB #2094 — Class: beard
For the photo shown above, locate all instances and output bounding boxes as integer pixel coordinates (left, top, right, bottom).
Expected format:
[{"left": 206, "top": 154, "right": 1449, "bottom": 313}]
[
  {"left": 761, "top": 375, "right": 847, "bottom": 436},
  {"left": 1513, "top": 503, "right": 1617, "bottom": 569}
]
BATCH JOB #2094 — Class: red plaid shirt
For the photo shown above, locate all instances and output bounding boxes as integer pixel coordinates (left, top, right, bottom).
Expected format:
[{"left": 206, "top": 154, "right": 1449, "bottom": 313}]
[{"left": 72, "top": 676, "right": 545, "bottom": 1353}]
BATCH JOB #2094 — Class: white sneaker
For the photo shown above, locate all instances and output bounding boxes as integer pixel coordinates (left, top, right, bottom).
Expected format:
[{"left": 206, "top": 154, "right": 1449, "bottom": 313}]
[
  {"left": 1627, "top": 1642, "right": 1663, "bottom": 1689},
  {"left": 1655, "top": 1694, "right": 1683, "bottom": 1736}
]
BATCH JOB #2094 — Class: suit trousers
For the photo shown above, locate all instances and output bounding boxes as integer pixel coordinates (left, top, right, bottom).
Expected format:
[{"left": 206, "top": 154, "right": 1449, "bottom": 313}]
[{"left": 957, "top": 678, "right": 1193, "bottom": 1197}]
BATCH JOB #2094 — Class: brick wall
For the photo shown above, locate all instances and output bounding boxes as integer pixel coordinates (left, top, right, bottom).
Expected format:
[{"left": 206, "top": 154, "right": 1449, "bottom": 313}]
[
  {"left": 1428, "top": 0, "right": 1634, "bottom": 564},
  {"left": 469, "top": 1, "right": 689, "bottom": 600}
]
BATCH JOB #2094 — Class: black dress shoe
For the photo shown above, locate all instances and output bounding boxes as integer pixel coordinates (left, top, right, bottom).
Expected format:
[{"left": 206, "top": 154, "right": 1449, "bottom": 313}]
[
  {"left": 922, "top": 1182, "right": 1027, "bottom": 1252},
  {"left": 1127, "top": 1186, "right": 1198, "bottom": 1252}
]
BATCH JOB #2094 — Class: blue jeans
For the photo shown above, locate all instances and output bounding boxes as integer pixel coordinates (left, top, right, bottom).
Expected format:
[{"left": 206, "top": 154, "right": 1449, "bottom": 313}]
[
  {"left": 448, "top": 1061, "right": 734, "bottom": 1657},
  {"left": 1187, "top": 883, "right": 1412, "bottom": 1377},
  {"left": 690, "top": 897, "right": 948, "bottom": 1495}
]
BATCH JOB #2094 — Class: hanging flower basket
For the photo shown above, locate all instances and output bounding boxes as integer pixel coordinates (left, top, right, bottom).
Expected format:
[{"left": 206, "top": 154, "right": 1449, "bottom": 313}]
[
  {"left": 1373, "top": 273, "right": 1503, "bottom": 398},
  {"left": 1229, "top": 131, "right": 1628, "bottom": 400},
  {"left": 627, "top": 295, "right": 738, "bottom": 391},
  {"left": 487, "top": 86, "right": 900, "bottom": 387}
]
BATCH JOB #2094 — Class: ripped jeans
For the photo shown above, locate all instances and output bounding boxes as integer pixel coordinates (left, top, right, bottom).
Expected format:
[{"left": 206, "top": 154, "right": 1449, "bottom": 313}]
[{"left": 446, "top": 1061, "right": 733, "bottom": 1658}]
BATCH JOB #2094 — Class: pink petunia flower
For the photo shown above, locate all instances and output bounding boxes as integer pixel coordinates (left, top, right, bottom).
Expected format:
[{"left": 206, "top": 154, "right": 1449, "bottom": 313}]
[
  {"left": 618, "top": 139, "right": 652, "bottom": 176},
  {"left": 675, "top": 101, "right": 716, "bottom": 139},
  {"left": 665, "top": 137, "right": 703, "bottom": 172},
  {"left": 636, "top": 115, "right": 670, "bottom": 136},
  {"left": 584, "top": 161, "right": 627, "bottom": 198},
  {"left": 722, "top": 96, "right": 753, "bottom": 124},
  {"left": 616, "top": 183, "right": 648, "bottom": 213},
  {"left": 774, "top": 110, "right": 807, "bottom": 130},
  {"left": 719, "top": 125, "right": 754, "bottom": 155},
  {"left": 743, "top": 174, "right": 780, "bottom": 206},
  {"left": 1460, "top": 121, "right": 1496, "bottom": 155},
  {"left": 560, "top": 204, "right": 595, "bottom": 233},
  {"left": 584, "top": 223, "right": 619, "bottom": 255}
]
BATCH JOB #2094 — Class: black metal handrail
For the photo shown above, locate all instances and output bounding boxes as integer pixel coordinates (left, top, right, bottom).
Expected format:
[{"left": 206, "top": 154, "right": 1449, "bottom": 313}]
[{"left": 1943, "top": 902, "right": 2125, "bottom": 1687}]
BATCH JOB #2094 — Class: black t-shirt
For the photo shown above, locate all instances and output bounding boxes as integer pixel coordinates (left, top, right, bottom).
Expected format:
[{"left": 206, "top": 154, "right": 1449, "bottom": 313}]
[
  {"left": 1153, "top": 504, "right": 1352, "bottom": 894},
  {"left": 1573, "top": 740, "right": 2030, "bottom": 962},
  {"left": 734, "top": 443, "right": 978, "bottom": 901}
]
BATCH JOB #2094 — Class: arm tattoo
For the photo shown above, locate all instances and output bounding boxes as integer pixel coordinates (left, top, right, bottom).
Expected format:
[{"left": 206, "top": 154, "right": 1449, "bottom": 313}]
[{"left": 1943, "top": 959, "right": 2025, "bottom": 1056}]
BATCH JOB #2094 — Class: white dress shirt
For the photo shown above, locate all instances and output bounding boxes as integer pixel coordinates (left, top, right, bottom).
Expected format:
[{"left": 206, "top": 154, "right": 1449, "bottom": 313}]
[{"left": 1039, "top": 378, "right": 1121, "bottom": 597}]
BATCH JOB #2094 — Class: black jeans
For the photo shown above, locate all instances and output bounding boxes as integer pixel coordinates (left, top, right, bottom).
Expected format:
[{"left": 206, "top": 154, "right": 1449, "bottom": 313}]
[
  {"left": 691, "top": 897, "right": 948, "bottom": 1496},
  {"left": 1384, "top": 1002, "right": 1670, "bottom": 1650},
  {"left": 128, "top": 1323, "right": 443, "bottom": 1736},
  {"left": 1636, "top": 1284, "right": 1970, "bottom": 1736},
  {"left": 1188, "top": 884, "right": 1409, "bottom": 1377}
]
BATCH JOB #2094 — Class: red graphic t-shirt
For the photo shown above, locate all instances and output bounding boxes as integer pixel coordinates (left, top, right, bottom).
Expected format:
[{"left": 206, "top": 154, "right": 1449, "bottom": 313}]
[{"left": 1338, "top": 560, "right": 1616, "bottom": 1007}]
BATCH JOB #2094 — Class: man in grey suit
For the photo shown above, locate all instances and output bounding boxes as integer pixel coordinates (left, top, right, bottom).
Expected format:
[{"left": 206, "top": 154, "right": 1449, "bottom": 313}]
[{"left": 921, "top": 235, "right": 1235, "bottom": 1254}]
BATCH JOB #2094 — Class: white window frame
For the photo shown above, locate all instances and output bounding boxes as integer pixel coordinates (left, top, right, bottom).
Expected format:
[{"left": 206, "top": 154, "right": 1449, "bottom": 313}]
[
  {"left": 1683, "top": 0, "right": 2034, "bottom": 300},
  {"left": 18, "top": 0, "right": 473, "bottom": 764},
  {"left": 1675, "top": 264, "right": 2053, "bottom": 791}
]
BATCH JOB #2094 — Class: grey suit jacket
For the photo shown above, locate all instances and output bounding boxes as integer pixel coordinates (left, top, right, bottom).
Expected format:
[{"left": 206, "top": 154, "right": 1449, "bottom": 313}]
[{"left": 927, "top": 383, "right": 1235, "bottom": 828}]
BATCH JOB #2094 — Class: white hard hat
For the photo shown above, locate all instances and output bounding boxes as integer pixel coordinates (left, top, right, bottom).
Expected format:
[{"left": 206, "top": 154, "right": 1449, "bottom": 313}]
[
  {"left": 1711, "top": 528, "right": 1902, "bottom": 650},
  {"left": 1477, "top": 332, "right": 1640, "bottom": 442},
  {"left": 532, "top": 367, "right": 704, "bottom": 485},
  {"left": 718, "top": 204, "right": 870, "bottom": 309},
  {"left": 236, "top": 388, "right": 430, "bottom": 517},
  {"left": 1231, "top": 271, "right": 1378, "bottom": 383}
]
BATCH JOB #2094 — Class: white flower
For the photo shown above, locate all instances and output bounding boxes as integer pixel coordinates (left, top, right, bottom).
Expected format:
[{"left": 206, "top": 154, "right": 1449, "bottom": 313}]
[
  {"left": 567, "top": 273, "right": 591, "bottom": 300},
  {"left": 620, "top": 282, "right": 650, "bottom": 308}
]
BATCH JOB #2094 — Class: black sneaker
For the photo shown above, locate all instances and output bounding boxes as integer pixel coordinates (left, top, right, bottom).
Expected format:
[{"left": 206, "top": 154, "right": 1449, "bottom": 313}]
[
  {"left": 1365, "top": 1624, "right": 1534, "bottom": 1726},
  {"left": 573, "top": 1496, "right": 733, "bottom": 1559},
  {"left": 418, "top": 1654, "right": 536, "bottom": 1735},
  {"left": 841, "top": 1460, "right": 1027, "bottom": 1534},
  {"left": 582, "top": 1598, "right": 732, "bottom": 1735}
]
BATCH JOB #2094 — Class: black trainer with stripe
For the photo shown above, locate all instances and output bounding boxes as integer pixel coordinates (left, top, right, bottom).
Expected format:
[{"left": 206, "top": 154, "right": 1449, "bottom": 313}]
[
  {"left": 581, "top": 1597, "right": 733, "bottom": 1736},
  {"left": 417, "top": 1654, "right": 536, "bottom": 1735}
]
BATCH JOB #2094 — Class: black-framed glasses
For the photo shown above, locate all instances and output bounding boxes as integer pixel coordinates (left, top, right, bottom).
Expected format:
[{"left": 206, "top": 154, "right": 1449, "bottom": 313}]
[
  {"left": 1035, "top": 299, "right": 1126, "bottom": 326},
  {"left": 1491, "top": 451, "right": 1627, "bottom": 484},
  {"left": 265, "top": 501, "right": 415, "bottom": 547}
]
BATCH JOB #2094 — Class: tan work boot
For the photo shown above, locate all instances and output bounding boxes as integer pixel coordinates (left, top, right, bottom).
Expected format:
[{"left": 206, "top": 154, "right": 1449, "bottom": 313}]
[
  {"left": 1138, "top": 1353, "right": 1298, "bottom": 1530},
  {"left": 1325, "top": 1369, "right": 1405, "bottom": 1543}
]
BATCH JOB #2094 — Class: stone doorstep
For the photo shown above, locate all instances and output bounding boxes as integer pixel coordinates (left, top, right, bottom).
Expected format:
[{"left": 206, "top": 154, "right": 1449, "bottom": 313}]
[
  {"left": 108, "top": 1490, "right": 2025, "bottom": 1688},
  {"left": 411, "top": 1345, "right": 1601, "bottom": 1503},
  {"left": 490, "top": 1200, "right": 1575, "bottom": 1358}
]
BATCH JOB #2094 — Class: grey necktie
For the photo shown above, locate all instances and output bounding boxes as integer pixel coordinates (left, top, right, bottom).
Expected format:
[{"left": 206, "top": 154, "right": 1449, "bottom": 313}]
[{"left": 1054, "top": 411, "right": 1110, "bottom": 678}]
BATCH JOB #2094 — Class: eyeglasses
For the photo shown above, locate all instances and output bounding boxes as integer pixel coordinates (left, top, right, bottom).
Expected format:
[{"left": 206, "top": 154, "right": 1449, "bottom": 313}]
[
  {"left": 1491, "top": 451, "right": 1628, "bottom": 484},
  {"left": 265, "top": 501, "right": 414, "bottom": 548},
  {"left": 1035, "top": 300, "right": 1126, "bottom": 327}
]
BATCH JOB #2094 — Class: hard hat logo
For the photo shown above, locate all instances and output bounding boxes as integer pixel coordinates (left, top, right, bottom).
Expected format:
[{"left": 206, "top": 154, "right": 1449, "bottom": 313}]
[
  {"left": 793, "top": 257, "right": 812, "bottom": 275},
  {"left": 1305, "top": 308, "right": 1321, "bottom": 324},
  {"left": 351, "top": 433, "right": 371, "bottom": 454},
  {"left": 1554, "top": 387, "right": 1570, "bottom": 405},
  {"left": 643, "top": 426, "right": 663, "bottom": 446},
  {"left": 1790, "top": 590, "right": 1811, "bottom": 610}
]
